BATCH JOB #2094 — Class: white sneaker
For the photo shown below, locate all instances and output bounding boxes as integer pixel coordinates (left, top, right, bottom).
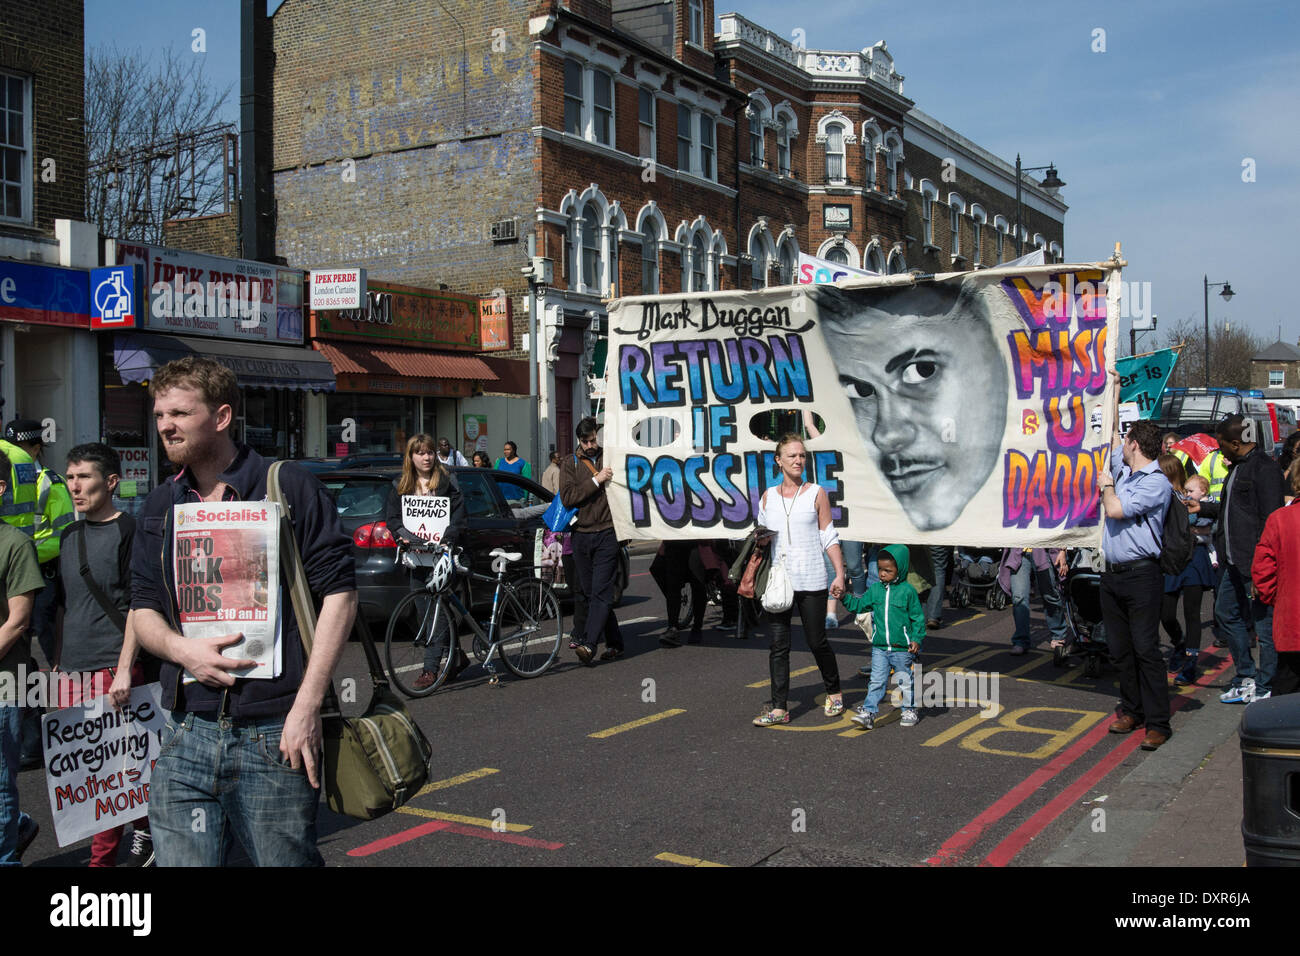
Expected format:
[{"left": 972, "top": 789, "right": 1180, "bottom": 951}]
[
  {"left": 1250, "top": 690, "right": 1272, "bottom": 703},
  {"left": 1220, "top": 679, "right": 1256, "bottom": 704},
  {"left": 900, "top": 708, "right": 919, "bottom": 727}
]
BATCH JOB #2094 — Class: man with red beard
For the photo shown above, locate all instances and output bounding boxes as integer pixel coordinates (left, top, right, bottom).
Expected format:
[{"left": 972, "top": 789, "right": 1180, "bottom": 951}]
[{"left": 130, "top": 357, "right": 356, "bottom": 866}]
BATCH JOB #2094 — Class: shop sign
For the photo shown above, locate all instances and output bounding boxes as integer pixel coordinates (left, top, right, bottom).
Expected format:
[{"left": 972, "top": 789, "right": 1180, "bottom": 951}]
[
  {"left": 334, "top": 373, "right": 471, "bottom": 397},
  {"left": 311, "top": 281, "right": 481, "bottom": 351},
  {"left": 90, "top": 266, "right": 145, "bottom": 330},
  {"left": 113, "top": 241, "right": 303, "bottom": 345},
  {"left": 0, "top": 261, "right": 90, "bottom": 329},
  {"left": 310, "top": 268, "right": 367, "bottom": 310},
  {"left": 478, "top": 294, "right": 513, "bottom": 351},
  {"left": 822, "top": 204, "right": 852, "bottom": 231}
]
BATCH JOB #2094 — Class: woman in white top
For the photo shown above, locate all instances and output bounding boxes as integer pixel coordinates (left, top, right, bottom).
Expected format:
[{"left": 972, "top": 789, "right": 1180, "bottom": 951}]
[{"left": 753, "top": 434, "right": 847, "bottom": 726}]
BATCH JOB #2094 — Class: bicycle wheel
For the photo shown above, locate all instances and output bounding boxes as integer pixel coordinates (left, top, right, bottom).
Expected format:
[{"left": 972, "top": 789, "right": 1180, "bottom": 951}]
[
  {"left": 384, "top": 589, "right": 455, "bottom": 698},
  {"left": 496, "top": 579, "right": 563, "bottom": 678}
]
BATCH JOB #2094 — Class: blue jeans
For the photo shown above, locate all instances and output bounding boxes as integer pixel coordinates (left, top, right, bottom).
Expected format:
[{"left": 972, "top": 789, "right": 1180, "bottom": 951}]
[
  {"left": 1215, "top": 564, "right": 1274, "bottom": 690},
  {"left": 864, "top": 545, "right": 881, "bottom": 588},
  {"left": 840, "top": 541, "right": 866, "bottom": 597},
  {"left": 926, "top": 547, "right": 952, "bottom": 622},
  {"left": 149, "top": 712, "right": 323, "bottom": 867},
  {"left": 1009, "top": 559, "right": 1068, "bottom": 649},
  {"left": 862, "top": 647, "right": 915, "bottom": 714},
  {"left": 0, "top": 702, "right": 22, "bottom": 866}
]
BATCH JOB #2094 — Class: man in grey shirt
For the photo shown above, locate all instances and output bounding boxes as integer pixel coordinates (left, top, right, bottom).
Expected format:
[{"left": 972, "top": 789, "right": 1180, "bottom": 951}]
[{"left": 55, "top": 443, "right": 152, "bottom": 867}]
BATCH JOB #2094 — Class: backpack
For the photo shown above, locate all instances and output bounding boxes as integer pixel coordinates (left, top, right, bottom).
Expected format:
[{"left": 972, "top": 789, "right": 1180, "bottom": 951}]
[{"left": 1156, "top": 495, "right": 1194, "bottom": 575}]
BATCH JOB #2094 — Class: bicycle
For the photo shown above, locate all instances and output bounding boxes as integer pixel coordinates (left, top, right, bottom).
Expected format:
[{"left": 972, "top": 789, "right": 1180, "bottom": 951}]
[{"left": 384, "top": 541, "right": 564, "bottom": 698}]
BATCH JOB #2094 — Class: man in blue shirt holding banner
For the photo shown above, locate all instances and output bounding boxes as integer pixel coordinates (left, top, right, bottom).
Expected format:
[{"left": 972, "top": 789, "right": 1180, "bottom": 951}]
[{"left": 1097, "top": 392, "right": 1173, "bottom": 751}]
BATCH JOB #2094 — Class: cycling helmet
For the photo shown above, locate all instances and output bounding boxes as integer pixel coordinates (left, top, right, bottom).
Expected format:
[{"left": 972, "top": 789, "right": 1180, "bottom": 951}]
[{"left": 429, "top": 548, "right": 455, "bottom": 593}]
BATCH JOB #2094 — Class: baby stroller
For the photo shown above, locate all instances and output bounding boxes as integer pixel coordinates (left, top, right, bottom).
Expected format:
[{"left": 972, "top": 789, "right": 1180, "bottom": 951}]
[
  {"left": 951, "top": 548, "right": 1007, "bottom": 610},
  {"left": 1059, "top": 559, "right": 1110, "bottom": 677}
]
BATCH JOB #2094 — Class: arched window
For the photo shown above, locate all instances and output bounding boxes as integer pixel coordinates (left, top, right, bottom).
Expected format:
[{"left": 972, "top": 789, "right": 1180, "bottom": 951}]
[
  {"left": 919, "top": 180, "right": 938, "bottom": 246},
  {"left": 887, "top": 246, "right": 906, "bottom": 275},
  {"left": 776, "top": 118, "right": 790, "bottom": 175},
  {"left": 993, "top": 215, "right": 1009, "bottom": 262},
  {"left": 749, "top": 111, "right": 764, "bottom": 167},
  {"left": 970, "top": 205, "right": 986, "bottom": 266},
  {"left": 641, "top": 223, "right": 659, "bottom": 294},
  {"left": 865, "top": 242, "right": 886, "bottom": 274},
  {"left": 825, "top": 123, "right": 846, "bottom": 182},
  {"left": 691, "top": 233, "right": 706, "bottom": 291},
  {"left": 778, "top": 239, "right": 796, "bottom": 284},
  {"left": 824, "top": 245, "right": 849, "bottom": 265},
  {"left": 582, "top": 206, "right": 601, "bottom": 291}
]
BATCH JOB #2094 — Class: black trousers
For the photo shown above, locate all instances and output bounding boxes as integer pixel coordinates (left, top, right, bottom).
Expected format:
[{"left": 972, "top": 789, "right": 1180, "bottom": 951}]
[
  {"left": 766, "top": 589, "right": 841, "bottom": 711},
  {"left": 1161, "top": 586, "right": 1206, "bottom": 654},
  {"left": 651, "top": 541, "right": 706, "bottom": 632},
  {"left": 572, "top": 528, "right": 623, "bottom": 651},
  {"left": 1101, "top": 563, "right": 1171, "bottom": 735},
  {"left": 1274, "top": 652, "right": 1300, "bottom": 696}
]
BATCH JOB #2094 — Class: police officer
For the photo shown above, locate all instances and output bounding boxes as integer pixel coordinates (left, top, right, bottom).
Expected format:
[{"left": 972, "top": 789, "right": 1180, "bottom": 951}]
[{"left": 1, "top": 419, "right": 74, "bottom": 768}]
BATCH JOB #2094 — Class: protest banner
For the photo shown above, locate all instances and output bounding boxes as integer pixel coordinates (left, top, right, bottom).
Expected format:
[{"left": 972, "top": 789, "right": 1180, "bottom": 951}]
[
  {"left": 604, "top": 259, "right": 1124, "bottom": 546},
  {"left": 173, "top": 502, "right": 281, "bottom": 679},
  {"left": 1115, "top": 347, "right": 1178, "bottom": 419},
  {"left": 401, "top": 496, "right": 451, "bottom": 543},
  {"left": 43, "top": 684, "right": 165, "bottom": 847},
  {"left": 795, "top": 252, "right": 878, "bottom": 285}
]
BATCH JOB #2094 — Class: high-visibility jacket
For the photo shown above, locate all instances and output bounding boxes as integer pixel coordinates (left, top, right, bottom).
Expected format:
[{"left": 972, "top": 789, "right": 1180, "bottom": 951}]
[
  {"left": 0, "top": 438, "right": 74, "bottom": 563},
  {"left": 1196, "top": 449, "right": 1231, "bottom": 502}
]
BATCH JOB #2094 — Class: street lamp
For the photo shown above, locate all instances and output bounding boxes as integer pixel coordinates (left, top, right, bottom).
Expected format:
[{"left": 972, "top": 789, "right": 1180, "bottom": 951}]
[
  {"left": 1015, "top": 156, "right": 1065, "bottom": 256},
  {"left": 1203, "top": 277, "right": 1235, "bottom": 388}
]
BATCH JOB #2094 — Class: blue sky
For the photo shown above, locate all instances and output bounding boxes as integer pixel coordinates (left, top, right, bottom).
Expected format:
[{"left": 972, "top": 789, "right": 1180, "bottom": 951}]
[{"left": 87, "top": 0, "right": 1300, "bottom": 349}]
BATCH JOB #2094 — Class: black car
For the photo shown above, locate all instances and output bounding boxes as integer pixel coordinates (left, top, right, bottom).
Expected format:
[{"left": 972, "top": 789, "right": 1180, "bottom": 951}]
[{"left": 318, "top": 466, "right": 629, "bottom": 635}]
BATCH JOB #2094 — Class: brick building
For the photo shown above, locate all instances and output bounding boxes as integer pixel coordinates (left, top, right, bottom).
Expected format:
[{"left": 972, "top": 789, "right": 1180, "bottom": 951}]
[
  {"left": 1251, "top": 341, "right": 1300, "bottom": 391},
  {"left": 269, "top": 0, "right": 1068, "bottom": 459},
  {"left": 0, "top": 0, "right": 97, "bottom": 452}
]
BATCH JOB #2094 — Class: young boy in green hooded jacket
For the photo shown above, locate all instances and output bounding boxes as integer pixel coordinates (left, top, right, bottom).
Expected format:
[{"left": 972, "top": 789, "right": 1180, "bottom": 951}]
[{"left": 842, "top": 544, "right": 926, "bottom": 729}]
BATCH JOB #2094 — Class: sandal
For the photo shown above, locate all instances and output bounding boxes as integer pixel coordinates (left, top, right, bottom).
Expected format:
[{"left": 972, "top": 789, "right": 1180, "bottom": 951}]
[
  {"left": 824, "top": 695, "right": 844, "bottom": 717},
  {"left": 752, "top": 709, "right": 790, "bottom": 727}
]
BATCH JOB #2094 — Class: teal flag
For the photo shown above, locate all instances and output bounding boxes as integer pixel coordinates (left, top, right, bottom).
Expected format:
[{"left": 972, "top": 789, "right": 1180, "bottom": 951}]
[{"left": 1115, "top": 347, "right": 1178, "bottom": 418}]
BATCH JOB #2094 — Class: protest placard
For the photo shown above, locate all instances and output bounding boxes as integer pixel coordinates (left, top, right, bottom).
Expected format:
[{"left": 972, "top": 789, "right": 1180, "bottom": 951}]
[
  {"left": 604, "top": 260, "right": 1123, "bottom": 546},
  {"left": 401, "top": 496, "right": 451, "bottom": 543},
  {"left": 173, "top": 501, "right": 281, "bottom": 679},
  {"left": 1115, "top": 347, "right": 1177, "bottom": 419},
  {"left": 42, "top": 684, "right": 166, "bottom": 847}
]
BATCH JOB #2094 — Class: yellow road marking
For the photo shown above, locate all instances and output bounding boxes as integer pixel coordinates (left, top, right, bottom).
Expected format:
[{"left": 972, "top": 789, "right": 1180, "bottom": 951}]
[
  {"left": 655, "top": 851, "right": 728, "bottom": 867},
  {"left": 414, "top": 767, "right": 499, "bottom": 798},
  {"left": 396, "top": 807, "right": 531, "bottom": 832},
  {"left": 990, "top": 650, "right": 1053, "bottom": 679},
  {"left": 747, "top": 665, "right": 819, "bottom": 688},
  {"left": 923, "top": 644, "right": 993, "bottom": 669},
  {"left": 589, "top": 708, "right": 686, "bottom": 738}
]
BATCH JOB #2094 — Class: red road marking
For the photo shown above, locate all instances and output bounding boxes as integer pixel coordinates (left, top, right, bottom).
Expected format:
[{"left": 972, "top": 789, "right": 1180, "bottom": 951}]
[
  {"left": 979, "top": 654, "right": 1234, "bottom": 866},
  {"left": 928, "top": 652, "right": 1234, "bottom": 867},
  {"left": 630, "top": 571, "right": 649, "bottom": 578},
  {"left": 347, "top": 820, "right": 451, "bottom": 857},
  {"left": 440, "top": 822, "right": 565, "bottom": 850}
]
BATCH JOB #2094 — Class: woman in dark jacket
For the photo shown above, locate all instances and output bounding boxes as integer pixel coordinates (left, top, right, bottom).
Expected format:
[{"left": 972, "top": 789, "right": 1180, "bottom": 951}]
[{"left": 385, "top": 433, "right": 469, "bottom": 689}]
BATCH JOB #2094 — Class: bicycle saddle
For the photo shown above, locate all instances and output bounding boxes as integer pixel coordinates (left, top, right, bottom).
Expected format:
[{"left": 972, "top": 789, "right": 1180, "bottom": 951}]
[{"left": 489, "top": 548, "right": 523, "bottom": 562}]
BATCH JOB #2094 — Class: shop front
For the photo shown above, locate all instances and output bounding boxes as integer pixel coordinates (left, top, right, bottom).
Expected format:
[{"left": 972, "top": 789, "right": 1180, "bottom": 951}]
[
  {"left": 309, "top": 280, "right": 498, "bottom": 460},
  {"left": 94, "top": 243, "right": 329, "bottom": 490}
]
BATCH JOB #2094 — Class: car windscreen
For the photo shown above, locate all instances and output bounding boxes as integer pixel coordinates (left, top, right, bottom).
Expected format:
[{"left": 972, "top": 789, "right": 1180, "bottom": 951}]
[{"left": 321, "top": 476, "right": 391, "bottom": 519}]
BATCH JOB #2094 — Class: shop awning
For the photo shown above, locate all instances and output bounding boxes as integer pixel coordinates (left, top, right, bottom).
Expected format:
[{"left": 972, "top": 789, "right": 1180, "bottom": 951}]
[
  {"left": 313, "top": 341, "right": 498, "bottom": 381},
  {"left": 113, "top": 333, "right": 337, "bottom": 391}
]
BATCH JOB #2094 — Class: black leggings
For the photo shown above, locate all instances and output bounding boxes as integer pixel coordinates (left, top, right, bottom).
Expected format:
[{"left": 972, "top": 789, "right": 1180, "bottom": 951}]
[
  {"left": 766, "top": 589, "right": 841, "bottom": 711},
  {"left": 1161, "top": 586, "right": 1205, "bottom": 653}
]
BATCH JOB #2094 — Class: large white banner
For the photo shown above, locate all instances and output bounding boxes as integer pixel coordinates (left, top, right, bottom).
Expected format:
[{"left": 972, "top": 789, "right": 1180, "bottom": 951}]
[
  {"left": 43, "top": 684, "right": 166, "bottom": 847},
  {"left": 604, "top": 261, "right": 1123, "bottom": 546}
]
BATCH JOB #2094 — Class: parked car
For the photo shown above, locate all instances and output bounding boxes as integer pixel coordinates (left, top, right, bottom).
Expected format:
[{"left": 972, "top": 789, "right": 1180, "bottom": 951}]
[
  {"left": 1155, "top": 388, "right": 1276, "bottom": 458},
  {"left": 292, "top": 457, "right": 345, "bottom": 475},
  {"left": 318, "top": 466, "right": 629, "bottom": 635},
  {"left": 338, "top": 453, "right": 403, "bottom": 469}
]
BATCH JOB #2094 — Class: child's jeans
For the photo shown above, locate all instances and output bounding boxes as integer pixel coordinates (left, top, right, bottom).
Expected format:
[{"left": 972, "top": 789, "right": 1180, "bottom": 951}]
[{"left": 861, "top": 647, "right": 916, "bottom": 714}]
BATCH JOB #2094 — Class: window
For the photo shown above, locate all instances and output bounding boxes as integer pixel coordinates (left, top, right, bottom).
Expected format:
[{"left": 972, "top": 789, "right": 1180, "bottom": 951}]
[
  {"left": 825, "top": 246, "right": 849, "bottom": 265},
  {"left": 996, "top": 224, "right": 1005, "bottom": 261},
  {"left": 866, "top": 245, "right": 886, "bottom": 273},
  {"left": 825, "top": 124, "right": 845, "bottom": 181},
  {"left": 691, "top": 234, "right": 706, "bottom": 291},
  {"left": 1270, "top": 370, "right": 1285, "bottom": 388},
  {"left": 641, "top": 224, "right": 659, "bottom": 294},
  {"left": 887, "top": 247, "right": 906, "bottom": 274},
  {"left": 592, "top": 69, "right": 613, "bottom": 146},
  {"left": 582, "top": 207, "right": 601, "bottom": 291},
  {"left": 677, "top": 104, "right": 693, "bottom": 171},
  {"left": 776, "top": 119, "right": 790, "bottom": 175},
  {"left": 748, "top": 234, "right": 768, "bottom": 290},
  {"left": 950, "top": 204, "right": 961, "bottom": 257},
  {"left": 688, "top": 0, "right": 704, "bottom": 45},
  {"left": 749, "top": 111, "right": 764, "bottom": 166},
  {"left": 639, "top": 89, "right": 656, "bottom": 159},
  {"left": 972, "top": 219, "right": 982, "bottom": 263},
  {"left": 564, "top": 60, "right": 614, "bottom": 146},
  {"left": 922, "top": 194, "right": 933, "bottom": 245},
  {"left": 699, "top": 115, "right": 715, "bottom": 180},
  {"left": 563, "top": 60, "right": 583, "bottom": 136},
  {"left": 778, "top": 242, "right": 796, "bottom": 284},
  {"left": 1, "top": 73, "right": 29, "bottom": 220}
]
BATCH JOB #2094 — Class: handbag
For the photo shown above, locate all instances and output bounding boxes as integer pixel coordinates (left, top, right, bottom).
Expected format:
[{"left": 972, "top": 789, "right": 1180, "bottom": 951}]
[
  {"left": 543, "top": 455, "right": 598, "bottom": 532},
  {"left": 760, "top": 486, "right": 798, "bottom": 613},
  {"left": 268, "top": 461, "right": 433, "bottom": 820},
  {"left": 731, "top": 528, "right": 773, "bottom": 599}
]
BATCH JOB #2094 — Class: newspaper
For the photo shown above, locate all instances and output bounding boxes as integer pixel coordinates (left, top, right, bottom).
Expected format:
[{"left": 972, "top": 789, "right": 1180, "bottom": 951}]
[{"left": 173, "top": 501, "right": 282, "bottom": 680}]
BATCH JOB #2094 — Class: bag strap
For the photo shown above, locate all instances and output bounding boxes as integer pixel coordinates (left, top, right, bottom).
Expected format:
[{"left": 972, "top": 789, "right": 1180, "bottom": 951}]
[
  {"left": 578, "top": 455, "right": 598, "bottom": 477},
  {"left": 76, "top": 523, "right": 127, "bottom": 635},
  {"left": 267, "top": 461, "right": 388, "bottom": 695}
]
